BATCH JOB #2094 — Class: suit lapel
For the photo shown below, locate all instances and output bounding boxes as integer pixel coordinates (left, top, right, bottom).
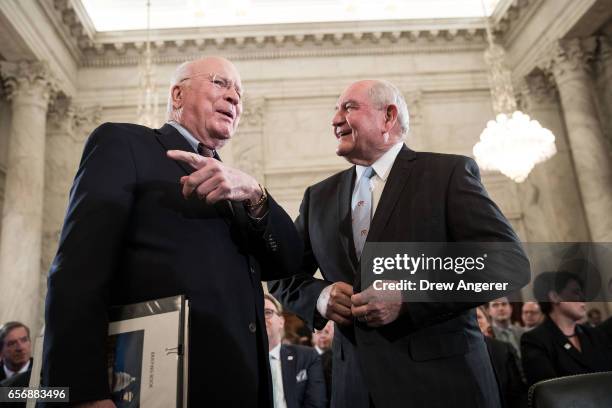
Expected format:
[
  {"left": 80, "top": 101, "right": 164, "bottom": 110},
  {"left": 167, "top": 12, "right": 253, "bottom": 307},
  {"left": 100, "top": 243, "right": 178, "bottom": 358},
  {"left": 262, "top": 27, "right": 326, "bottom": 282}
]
[
  {"left": 367, "top": 145, "right": 416, "bottom": 243},
  {"left": 280, "top": 346, "right": 297, "bottom": 408},
  {"left": 547, "top": 319, "right": 591, "bottom": 368},
  {"left": 337, "top": 168, "right": 358, "bottom": 274},
  {"left": 154, "top": 123, "right": 198, "bottom": 176}
]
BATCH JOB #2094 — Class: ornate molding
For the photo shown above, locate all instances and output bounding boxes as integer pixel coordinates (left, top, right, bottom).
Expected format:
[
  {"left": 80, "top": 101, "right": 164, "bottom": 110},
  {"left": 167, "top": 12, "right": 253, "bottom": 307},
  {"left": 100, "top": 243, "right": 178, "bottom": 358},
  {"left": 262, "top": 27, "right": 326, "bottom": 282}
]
[
  {"left": 0, "top": 60, "right": 58, "bottom": 106},
  {"left": 492, "top": 0, "right": 539, "bottom": 40},
  {"left": 517, "top": 70, "right": 558, "bottom": 110},
  {"left": 540, "top": 38, "right": 596, "bottom": 82},
  {"left": 241, "top": 96, "right": 265, "bottom": 128},
  {"left": 47, "top": 96, "right": 102, "bottom": 141}
]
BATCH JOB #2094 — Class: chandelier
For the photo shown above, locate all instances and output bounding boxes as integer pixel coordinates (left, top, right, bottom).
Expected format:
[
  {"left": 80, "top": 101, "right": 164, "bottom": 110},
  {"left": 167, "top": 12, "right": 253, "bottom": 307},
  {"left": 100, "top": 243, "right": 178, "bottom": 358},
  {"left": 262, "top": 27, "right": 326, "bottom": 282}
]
[
  {"left": 136, "top": 0, "right": 159, "bottom": 128},
  {"left": 472, "top": 0, "right": 556, "bottom": 183}
]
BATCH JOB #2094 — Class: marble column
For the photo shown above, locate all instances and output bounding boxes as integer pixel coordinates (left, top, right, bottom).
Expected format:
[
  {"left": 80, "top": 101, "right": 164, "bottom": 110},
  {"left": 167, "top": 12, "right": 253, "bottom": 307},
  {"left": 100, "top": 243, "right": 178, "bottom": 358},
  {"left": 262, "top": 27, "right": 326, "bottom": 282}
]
[
  {"left": 594, "top": 35, "right": 612, "bottom": 144},
  {"left": 517, "top": 71, "right": 590, "bottom": 242},
  {"left": 232, "top": 97, "right": 266, "bottom": 184},
  {"left": 0, "top": 61, "right": 56, "bottom": 330},
  {"left": 545, "top": 39, "right": 612, "bottom": 242},
  {"left": 39, "top": 98, "right": 101, "bottom": 327}
]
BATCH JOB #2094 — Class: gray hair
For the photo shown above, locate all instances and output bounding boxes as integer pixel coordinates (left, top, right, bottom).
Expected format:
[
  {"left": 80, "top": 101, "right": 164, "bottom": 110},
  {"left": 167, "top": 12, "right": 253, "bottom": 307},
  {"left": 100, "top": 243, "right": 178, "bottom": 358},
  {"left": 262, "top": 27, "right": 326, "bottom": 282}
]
[
  {"left": 368, "top": 80, "right": 410, "bottom": 136},
  {"left": 166, "top": 61, "right": 193, "bottom": 121},
  {"left": 0, "top": 321, "right": 30, "bottom": 353}
]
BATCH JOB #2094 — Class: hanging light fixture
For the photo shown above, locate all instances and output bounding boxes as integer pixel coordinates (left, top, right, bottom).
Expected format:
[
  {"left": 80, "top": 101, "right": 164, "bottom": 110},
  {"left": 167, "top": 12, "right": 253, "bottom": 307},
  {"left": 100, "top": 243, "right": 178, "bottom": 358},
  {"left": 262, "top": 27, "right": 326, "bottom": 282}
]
[
  {"left": 472, "top": 0, "right": 556, "bottom": 183},
  {"left": 136, "top": 0, "right": 159, "bottom": 128}
]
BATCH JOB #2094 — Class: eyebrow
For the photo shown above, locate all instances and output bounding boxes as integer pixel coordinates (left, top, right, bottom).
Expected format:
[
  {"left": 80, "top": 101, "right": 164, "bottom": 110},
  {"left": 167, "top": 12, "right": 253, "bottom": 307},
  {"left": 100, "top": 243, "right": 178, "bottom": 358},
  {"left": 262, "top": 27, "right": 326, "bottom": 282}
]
[{"left": 335, "top": 99, "right": 359, "bottom": 111}]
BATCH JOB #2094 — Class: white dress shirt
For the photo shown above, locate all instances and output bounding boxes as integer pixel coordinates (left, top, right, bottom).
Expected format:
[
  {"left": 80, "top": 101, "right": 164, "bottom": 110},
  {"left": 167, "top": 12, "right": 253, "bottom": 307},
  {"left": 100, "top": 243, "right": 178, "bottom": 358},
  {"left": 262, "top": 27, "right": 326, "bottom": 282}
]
[
  {"left": 269, "top": 344, "right": 288, "bottom": 408},
  {"left": 3, "top": 359, "right": 31, "bottom": 379},
  {"left": 353, "top": 141, "right": 404, "bottom": 216}
]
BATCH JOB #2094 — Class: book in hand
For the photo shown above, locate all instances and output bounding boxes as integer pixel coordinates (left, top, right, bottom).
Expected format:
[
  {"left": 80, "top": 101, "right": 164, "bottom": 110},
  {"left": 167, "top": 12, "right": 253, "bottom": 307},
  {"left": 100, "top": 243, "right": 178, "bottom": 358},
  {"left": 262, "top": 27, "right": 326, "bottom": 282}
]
[
  {"left": 107, "top": 295, "right": 190, "bottom": 408},
  {"left": 28, "top": 295, "right": 189, "bottom": 408}
]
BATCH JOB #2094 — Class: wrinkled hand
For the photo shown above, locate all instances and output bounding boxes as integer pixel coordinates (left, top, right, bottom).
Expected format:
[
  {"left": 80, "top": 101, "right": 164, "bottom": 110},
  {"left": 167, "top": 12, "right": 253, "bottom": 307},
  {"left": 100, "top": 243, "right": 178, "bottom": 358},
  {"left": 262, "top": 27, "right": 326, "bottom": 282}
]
[
  {"left": 75, "top": 399, "right": 116, "bottom": 408},
  {"left": 166, "top": 150, "right": 262, "bottom": 205},
  {"left": 351, "top": 282, "right": 404, "bottom": 327},
  {"left": 317, "top": 282, "right": 354, "bottom": 326}
]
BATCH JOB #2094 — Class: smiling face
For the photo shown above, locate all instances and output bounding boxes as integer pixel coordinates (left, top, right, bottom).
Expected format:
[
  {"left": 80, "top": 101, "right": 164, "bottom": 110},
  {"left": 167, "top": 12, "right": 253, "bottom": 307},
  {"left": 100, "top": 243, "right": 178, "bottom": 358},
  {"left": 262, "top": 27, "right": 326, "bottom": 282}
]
[
  {"left": 332, "top": 80, "right": 400, "bottom": 166},
  {"left": 171, "top": 57, "right": 242, "bottom": 149}
]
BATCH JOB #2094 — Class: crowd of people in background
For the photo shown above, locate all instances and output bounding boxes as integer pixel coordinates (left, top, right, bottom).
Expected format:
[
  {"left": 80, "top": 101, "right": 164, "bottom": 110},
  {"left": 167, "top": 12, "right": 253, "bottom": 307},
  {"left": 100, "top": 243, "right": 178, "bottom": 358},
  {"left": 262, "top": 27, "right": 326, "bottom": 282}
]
[{"left": 2, "top": 288, "right": 612, "bottom": 408}]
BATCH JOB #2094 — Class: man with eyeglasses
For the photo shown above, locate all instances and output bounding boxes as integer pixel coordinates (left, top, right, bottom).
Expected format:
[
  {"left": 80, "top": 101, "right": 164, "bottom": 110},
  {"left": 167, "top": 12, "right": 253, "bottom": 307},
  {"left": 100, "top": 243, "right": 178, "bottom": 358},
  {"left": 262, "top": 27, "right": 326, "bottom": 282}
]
[
  {"left": 264, "top": 294, "right": 327, "bottom": 408},
  {"left": 42, "top": 57, "right": 302, "bottom": 407}
]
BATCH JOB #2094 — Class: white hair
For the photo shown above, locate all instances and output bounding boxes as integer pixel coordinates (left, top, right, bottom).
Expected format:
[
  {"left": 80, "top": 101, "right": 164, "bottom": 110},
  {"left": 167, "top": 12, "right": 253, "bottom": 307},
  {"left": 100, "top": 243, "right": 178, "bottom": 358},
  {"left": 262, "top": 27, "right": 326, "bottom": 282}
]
[
  {"left": 368, "top": 80, "right": 410, "bottom": 137},
  {"left": 166, "top": 60, "right": 193, "bottom": 121}
]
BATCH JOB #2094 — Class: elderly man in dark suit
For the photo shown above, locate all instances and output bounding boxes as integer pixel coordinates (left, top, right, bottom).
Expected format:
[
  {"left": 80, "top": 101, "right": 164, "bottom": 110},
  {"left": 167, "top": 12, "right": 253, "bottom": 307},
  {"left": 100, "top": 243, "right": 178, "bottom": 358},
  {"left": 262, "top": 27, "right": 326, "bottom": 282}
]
[
  {"left": 270, "top": 79, "right": 530, "bottom": 408},
  {"left": 265, "top": 294, "right": 327, "bottom": 408},
  {"left": 0, "top": 321, "right": 32, "bottom": 384},
  {"left": 42, "top": 56, "right": 302, "bottom": 407}
]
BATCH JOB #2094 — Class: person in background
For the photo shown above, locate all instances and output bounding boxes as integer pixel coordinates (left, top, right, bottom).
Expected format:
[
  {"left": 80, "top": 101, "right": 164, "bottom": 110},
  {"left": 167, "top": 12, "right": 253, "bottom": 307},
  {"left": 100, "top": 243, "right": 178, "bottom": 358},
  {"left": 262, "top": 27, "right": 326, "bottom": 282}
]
[
  {"left": 476, "top": 307, "right": 526, "bottom": 408},
  {"left": 0, "top": 321, "right": 32, "bottom": 385},
  {"left": 312, "top": 320, "right": 334, "bottom": 405},
  {"left": 521, "top": 301, "right": 543, "bottom": 330},
  {"left": 489, "top": 297, "right": 525, "bottom": 357},
  {"left": 521, "top": 271, "right": 612, "bottom": 386},
  {"left": 586, "top": 308, "right": 602, "bottom": 327},
  {"left": 265, "top": 294, "right": 327, "bottom": 408}
]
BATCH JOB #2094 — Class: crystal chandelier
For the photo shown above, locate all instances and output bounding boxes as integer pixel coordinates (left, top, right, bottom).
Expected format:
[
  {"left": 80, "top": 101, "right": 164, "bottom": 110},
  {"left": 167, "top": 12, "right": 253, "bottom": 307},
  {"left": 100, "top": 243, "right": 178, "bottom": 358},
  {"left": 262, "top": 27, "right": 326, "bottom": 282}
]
[
  {"left": 136, "top": 0, "right": 159, "bottom": 128},
  {"left": 472, "top": 0, "right": 556, "bottom": 183}
]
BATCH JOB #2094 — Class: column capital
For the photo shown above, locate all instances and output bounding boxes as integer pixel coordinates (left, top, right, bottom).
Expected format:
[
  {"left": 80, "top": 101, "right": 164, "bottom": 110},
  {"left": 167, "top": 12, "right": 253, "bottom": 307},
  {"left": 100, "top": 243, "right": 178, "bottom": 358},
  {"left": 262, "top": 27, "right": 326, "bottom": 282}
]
[
  {"left": 517, "top": 71, "right": 558, "bottom": 110},
  {"left": 543, "top": 39, "right": 595, "bottom": 82},
  {"left": 595, "top": 35, "right": 612, "bottom": 73},
  {"left": 47, "top": 97, "right": 102, "bottom": 140},
  {"left": 0, "top": 60, "right": 58, "bottom": 107}
]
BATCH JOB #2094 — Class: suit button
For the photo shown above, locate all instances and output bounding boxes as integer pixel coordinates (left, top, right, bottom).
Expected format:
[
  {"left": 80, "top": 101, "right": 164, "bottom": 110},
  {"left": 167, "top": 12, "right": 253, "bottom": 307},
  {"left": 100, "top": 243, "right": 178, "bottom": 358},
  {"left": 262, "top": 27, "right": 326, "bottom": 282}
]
[{"left": 249, "top": 322, "right": 257, "bottom": 333}]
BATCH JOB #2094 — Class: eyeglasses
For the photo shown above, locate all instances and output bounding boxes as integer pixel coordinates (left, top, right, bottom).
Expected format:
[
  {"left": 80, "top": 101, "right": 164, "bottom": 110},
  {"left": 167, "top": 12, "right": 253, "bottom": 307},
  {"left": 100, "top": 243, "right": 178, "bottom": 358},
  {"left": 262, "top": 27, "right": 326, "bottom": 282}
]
[
  {"left": 264, "top": 308, "right": 280, "bottom": 319},
  {"left": 180, "top": 72, "right": 243, "bottom": 98}
]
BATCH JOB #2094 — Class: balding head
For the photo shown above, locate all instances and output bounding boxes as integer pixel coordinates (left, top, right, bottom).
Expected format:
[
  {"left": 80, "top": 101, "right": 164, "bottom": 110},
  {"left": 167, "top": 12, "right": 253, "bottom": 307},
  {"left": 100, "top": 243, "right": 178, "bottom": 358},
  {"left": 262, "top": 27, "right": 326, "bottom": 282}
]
[{"left": 166, "top": 56, "right": 243, "bottom": 149}]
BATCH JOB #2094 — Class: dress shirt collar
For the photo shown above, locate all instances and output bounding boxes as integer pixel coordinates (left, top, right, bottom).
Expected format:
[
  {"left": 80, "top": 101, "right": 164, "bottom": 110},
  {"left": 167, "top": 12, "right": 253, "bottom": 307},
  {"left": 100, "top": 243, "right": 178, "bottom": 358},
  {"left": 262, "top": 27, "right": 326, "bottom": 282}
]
[
  {"left": 269, "top": 343, "right": 282, "bottom": 360},
  {"left": 3, "top": 359, "right": 30, "bottom": 378},
  {"left": 167, "top": 120, "right": 200, "bottom": 153},
  {"left": 355, "top": 141, "right": 404, "bottom": 182}
]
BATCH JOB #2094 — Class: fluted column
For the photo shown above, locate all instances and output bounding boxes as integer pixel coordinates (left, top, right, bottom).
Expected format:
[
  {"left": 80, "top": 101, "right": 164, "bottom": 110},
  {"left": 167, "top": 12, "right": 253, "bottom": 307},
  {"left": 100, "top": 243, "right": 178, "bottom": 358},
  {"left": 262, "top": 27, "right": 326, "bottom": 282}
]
[
  {"left": 38, "top": 98, "right": 101, "bottom": 327},
  {"left": 545, "top": 39, "right": 612, "bottom": 242},
  {"left": 595, "top": 35, "right": 612, "bottom": 144},
  {"left": 517, "top": 72, "right": 590, "bottom": 242},
  {"left": 0, "top": 61, "right": 56, "bottom": 330}
]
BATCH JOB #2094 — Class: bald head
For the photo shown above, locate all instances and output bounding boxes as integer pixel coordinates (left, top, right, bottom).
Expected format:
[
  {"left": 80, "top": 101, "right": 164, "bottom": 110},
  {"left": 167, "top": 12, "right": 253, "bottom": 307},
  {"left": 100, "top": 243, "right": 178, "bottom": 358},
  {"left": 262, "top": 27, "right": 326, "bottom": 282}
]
[
  {"left": 167, "top": 57, "right": 240, "bottom": 120},
  {"left": 166, "top": 56, "right": 243, "bottom": 149}
]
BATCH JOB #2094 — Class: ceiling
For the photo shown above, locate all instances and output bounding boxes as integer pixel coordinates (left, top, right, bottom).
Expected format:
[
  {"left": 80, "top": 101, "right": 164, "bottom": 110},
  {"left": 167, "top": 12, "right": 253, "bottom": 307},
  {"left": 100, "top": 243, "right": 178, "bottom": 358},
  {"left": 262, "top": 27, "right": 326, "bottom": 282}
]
[{"left": 81, "top": 0, "right": 501, "bottom": 32}]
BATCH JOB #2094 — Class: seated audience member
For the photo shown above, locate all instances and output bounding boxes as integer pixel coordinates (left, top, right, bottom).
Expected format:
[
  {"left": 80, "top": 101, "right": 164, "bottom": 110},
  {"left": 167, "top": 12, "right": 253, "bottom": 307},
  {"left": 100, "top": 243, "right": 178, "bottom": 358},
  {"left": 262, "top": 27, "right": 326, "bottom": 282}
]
[
  {"left": 521, "top": 271, "right": 612, "bottom": 386},
  {"left": 521, "top": 301, "right": 543, "bottom": 330},
  {"left": 587, "top": 308, "right": 602, "bottom": 327},
  {"left": 312, "top": 320, "right": 334, "bottom": 405},
  {"left": 0, "top": 321, "right": 33, "bottom": 384},
  {"left": 265, "top": 294, "right": 327, "bottom": 408},
  {"left": 489, "top": 297, "right": 525, "bottom": 358},
  {"left": 477, "top": 307, "right": 526, "bottom": 408}
]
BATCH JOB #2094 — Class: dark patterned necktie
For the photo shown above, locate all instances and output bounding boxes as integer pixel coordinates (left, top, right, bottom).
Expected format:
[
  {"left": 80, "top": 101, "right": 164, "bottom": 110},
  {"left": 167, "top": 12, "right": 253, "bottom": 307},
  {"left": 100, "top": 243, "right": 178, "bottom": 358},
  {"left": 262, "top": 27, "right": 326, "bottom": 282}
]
[{"left": 197, "top": 143, "right": 215, "bottom": 158}]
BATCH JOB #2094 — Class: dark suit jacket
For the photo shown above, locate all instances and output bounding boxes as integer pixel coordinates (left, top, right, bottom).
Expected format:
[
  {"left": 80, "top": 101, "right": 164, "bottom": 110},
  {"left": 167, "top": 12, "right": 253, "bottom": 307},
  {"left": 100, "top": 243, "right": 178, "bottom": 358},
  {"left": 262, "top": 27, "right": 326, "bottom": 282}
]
[
  {"left": 279, "top": 344, "right": 327, "bottom": 408},
  {"left": 0, "top": 358, "right": 33, "bottom": 385},
  {"left": 42, "top": 123, "right": 302, "bottom": 407},
  {"left": 521, "top": 317, "right": 612, "bottom": 386},
  {"left": 270, "top": 146, "right": 530, "bottom": 408},
  {"left": 485, "top": 337, "right": 526, "bottom": 408}
]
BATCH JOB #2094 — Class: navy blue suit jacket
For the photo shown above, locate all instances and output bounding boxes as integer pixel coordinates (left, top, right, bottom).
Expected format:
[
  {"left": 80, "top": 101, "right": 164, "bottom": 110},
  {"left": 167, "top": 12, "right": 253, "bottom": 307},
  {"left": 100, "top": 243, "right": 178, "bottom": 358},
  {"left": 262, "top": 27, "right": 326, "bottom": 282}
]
[
  {"left": 280, "top": 344, "right": 327, "bottom": 408},
  {"left": 42, "top": 123, "right": 302, "bottom": 406}
]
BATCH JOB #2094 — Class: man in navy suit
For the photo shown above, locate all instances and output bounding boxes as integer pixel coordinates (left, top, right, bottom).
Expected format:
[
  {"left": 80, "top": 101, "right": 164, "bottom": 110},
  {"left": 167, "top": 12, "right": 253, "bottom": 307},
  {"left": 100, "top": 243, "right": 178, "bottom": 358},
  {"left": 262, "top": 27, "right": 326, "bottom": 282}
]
[
  {"left": 270, "top": 79, "right": 529, "bottom": 407},
  {"left": 42, "top": 57, "right": 302, "bottom": 407},
  {"left": 265, "top": 294, "right": 327, "bottom": 408}
]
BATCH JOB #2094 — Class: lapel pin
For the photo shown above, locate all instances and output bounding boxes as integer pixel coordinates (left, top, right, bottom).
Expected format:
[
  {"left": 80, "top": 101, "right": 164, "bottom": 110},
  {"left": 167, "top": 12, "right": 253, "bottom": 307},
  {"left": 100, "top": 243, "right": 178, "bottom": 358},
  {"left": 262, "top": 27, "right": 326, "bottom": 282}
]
[
  {"left": 564, "top": 343, "right": 571, "bottom": 350},
  {"left": 287, "top": 355, "right": 294, "bottom": 360}
]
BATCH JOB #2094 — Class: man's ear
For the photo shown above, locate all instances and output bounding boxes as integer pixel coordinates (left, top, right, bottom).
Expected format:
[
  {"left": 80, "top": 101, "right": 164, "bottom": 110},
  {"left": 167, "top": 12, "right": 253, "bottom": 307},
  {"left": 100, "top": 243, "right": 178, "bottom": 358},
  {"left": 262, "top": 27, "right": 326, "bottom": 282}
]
[
  {"left": 383, "top": 104, "right": 399, "bottom": 133},
  {"left": 171, "top": 84, "right": 183, "bottom": 110}
]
